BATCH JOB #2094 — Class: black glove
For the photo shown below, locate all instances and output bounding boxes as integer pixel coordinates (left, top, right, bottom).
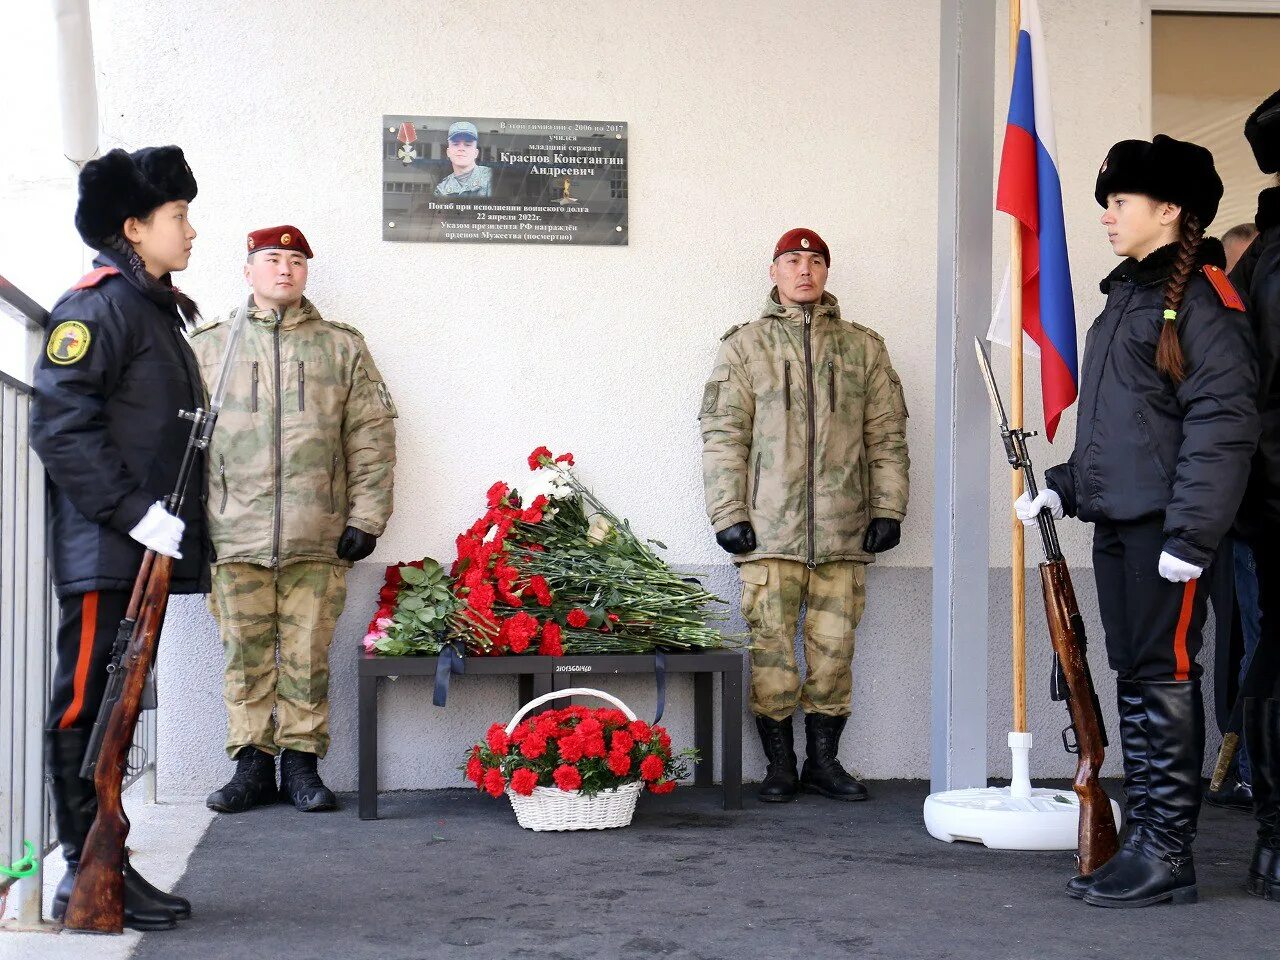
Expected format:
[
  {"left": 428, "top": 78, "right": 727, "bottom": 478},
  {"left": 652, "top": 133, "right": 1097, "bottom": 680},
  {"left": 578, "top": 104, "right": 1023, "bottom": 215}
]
[
  {"left": 337, "top": 526, "right": 378, "bottom": 562},
  {"left": 715, "top": 521, "right": 757, "bottom": 555},
  {"left": 862, "top": 518, "right": 901, "bottom": 554}
]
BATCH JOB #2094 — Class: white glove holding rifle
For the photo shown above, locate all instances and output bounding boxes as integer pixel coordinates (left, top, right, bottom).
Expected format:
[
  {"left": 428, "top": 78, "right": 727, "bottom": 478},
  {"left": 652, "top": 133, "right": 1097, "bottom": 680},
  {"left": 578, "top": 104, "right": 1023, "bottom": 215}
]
[
  {"left": 128, "top": 501, "right": 184, "bottom": 558},
  {"left": 1014, "top": 489, "right": 1063, "bottom": 526},
  {"left": 1158, "top": 551, "right": 1202, "bottom": 583}
]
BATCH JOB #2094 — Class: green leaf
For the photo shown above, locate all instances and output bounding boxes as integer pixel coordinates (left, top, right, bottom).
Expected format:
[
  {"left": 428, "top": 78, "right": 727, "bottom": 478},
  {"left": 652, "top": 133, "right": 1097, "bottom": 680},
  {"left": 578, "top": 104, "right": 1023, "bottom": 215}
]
[{"left": 400, "top": 566, "right": 428, "bottom": 586}]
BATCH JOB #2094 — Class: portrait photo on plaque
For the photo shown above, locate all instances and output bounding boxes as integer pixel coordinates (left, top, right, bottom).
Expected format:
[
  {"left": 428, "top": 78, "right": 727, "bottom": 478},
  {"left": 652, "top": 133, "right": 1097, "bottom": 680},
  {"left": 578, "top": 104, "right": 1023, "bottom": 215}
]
[{"left": 382, "top": 115, "right": 628, "bottom": 246}]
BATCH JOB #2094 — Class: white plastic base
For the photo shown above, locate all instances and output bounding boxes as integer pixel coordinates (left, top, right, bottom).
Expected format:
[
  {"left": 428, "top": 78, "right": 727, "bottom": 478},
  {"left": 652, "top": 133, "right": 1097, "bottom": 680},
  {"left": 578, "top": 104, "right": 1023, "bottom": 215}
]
[{"left": 922, "top": 731, "right": 1122, "bottom": 851}]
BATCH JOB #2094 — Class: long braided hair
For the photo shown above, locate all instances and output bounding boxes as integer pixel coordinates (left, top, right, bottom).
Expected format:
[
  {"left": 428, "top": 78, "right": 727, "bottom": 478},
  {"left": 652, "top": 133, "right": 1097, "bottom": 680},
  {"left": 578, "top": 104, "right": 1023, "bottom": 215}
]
[
  {"left": 104, "top": 229, "right": 201, "bottom": 329},
  {"left": 1155, "top": 211, "right": 1203, "bottom": 384}
]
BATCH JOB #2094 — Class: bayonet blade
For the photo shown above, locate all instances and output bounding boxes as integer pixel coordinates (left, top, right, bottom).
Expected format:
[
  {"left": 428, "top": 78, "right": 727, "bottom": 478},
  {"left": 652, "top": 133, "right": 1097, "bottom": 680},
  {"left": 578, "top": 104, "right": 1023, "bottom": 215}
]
[{"left": 973, "top": 337, "right": 1010, "bottom": 429}]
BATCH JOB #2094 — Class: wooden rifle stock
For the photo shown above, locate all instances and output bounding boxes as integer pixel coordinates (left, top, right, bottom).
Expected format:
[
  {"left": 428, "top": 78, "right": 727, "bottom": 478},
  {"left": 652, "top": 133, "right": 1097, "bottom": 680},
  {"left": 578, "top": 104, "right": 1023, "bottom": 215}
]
[
  {"left": 62, "top": 552, "right": 173, "bottom": 934},
  {"left": 1039, "top": 559, "right": 1118, "bottom": 875}
]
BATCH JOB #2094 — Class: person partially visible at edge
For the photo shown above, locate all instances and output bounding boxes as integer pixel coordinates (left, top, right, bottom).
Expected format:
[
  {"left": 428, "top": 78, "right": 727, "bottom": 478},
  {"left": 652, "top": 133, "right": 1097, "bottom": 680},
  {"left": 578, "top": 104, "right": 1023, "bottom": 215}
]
[
  {"left": 30, "top": 146, "right": 205, "bottom": 931},
  {"left": 191, "top": 225, "right": 397, "bottom": 815},
  {"left": 699, "top": 227, "right": 910, "bottom": 806},
  {"left": 1224, "top": 222, "right": 1260, "bottom": 273},
  {"left": 1225, "top": 86, "right": 1280, "bottom": 905},
  {"left": 1018, "top": 135, "right": 1259, "bottom": 908},
  {"left": 433, "top": 120, "right": 493, "bottom": 198}
]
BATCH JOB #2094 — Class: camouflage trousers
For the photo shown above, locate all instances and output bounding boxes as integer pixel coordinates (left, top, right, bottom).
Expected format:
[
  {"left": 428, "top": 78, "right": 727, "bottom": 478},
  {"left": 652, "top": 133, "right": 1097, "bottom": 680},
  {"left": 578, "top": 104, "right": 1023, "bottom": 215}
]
[
  {"left": 208, "top": 561, "right": 348, "bottom": 758},
  {"left": 739, "top": 558, "right": 866, "bottom": 721}
]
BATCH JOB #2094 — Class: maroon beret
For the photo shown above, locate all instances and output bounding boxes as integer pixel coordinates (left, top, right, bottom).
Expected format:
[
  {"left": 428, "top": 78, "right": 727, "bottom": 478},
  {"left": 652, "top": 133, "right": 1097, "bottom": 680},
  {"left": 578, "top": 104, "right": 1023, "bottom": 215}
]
[
  {"left": 773, "top": 228, "right": 829, "bottom": 265},
  {"left": 247, "top": 224, "right": 313, "bottom": 258}
]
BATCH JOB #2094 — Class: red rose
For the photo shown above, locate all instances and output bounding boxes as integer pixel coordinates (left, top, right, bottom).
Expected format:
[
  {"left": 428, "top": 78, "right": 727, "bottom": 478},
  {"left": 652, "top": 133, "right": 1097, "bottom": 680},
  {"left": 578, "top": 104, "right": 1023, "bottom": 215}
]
[
  {"left": 521, "top": 734, "right": 548, "bottom": 759},
  {"left": 610, "top": 730, "right": 635, "bottom": 754},
  {"left": 628, "top": 720, "right": 652, "bottom": 742},
  {"left": 607, "top": 752, "right": 631, "bottom": 776},
  {"left": 552, "top": 765, "right": 582, "bottom": 791},
  {"left": 483, "top": 767, "right": 506, "bottom": 798},
  {"left": 509, "top": 768, "right": 538, "bottom": 797},
  {"left": 558, "top": 734, "right": 586, "bottom": 763},
  {"left": 465, "top": 755, "right": 484, "bottom": 786},
  {"left": 554, "top": 452, "right": 575, "bottom": 466},
  {"left": 649, "top": 779, "right": 676, "bottom": 795},
  {"left": 640, "top": 754, "right": 665, "bottom": 782},
  {"left": 566, "top": 609, "right": 589, "bottom": 628},
  {"left": 528, "top": 446, "right": 553, "bottom": 471},
  {"left": 384, "top": 565, "right": 404, "bottom": 590},
  {"left": 486, "top": 481, "right": 510, "bottom": 508},
  {"left": 486, "top": 723, "right": 509, "bottom": 756}
]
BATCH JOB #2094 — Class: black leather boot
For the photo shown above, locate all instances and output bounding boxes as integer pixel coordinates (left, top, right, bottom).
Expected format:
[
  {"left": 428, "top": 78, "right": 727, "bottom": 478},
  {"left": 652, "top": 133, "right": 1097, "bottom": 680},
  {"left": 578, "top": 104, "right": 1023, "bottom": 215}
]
[
  {"left": 754, "top": 716, "right": 799, "bottom": 803},
  {"left": 1244, "top": 698, "right": 1280, "bottom": 901},
  {"left": 45, "top": 729, "right": 178, "bottom": 931},
  {"left": 1068, "top": 680, "right": 1145, "bottom": 898},
  {"left": 799, "top": 713, "right": 868, "bottom": 801},
  {"left": 1084, "top": 680, "right": 1203, "bottom": 908},
  {"left": 279, "top": 748, "right": 337, "bottom": 811},
  {"left": 207, "top": 746, "right": 279, "bottom": 813}
]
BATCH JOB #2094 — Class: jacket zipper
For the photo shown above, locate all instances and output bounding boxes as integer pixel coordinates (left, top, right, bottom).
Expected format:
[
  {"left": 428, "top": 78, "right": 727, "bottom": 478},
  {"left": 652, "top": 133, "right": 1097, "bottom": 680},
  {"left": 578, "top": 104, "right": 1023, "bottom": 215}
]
[
  {"left": 272, "top": 315, "right": 283, "bottom": 568},
  {"left": 251, "top": 361, "right": 259, "bottom": 412},
  {"left": 330, "top": 454, "right": 338, "bottom": 512},
  {"left": 297, "top": 360, "right": 306, "bottom": 411},
  {"left": 784, "top": 360, "right": 792, "bottom": 410},
  {"left": 803, "top": 304, "right": 816, "bottom": 568},
  {"left": 218, "top": 455, "right": 228, "bottom": 513},
  {"left": 752, "top": 453, "right": 762, "bottom": 509},
  {"left": 828, "top": 360, "right": 836, "bottom": 412}
]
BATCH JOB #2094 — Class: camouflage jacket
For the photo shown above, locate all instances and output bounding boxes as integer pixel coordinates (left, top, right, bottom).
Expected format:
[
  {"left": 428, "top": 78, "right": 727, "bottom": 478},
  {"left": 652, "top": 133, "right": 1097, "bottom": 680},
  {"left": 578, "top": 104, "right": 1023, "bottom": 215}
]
[
  {"left": 190, "top": 298, "right": 397, "bottom": 568},
  {"left": 699, "top": 290, "right": 910, "bottom": 566}
]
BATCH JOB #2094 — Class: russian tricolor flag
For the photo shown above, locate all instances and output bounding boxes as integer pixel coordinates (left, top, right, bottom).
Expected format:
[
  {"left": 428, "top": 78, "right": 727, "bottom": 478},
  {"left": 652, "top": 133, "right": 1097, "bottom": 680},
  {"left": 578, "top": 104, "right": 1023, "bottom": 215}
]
[{"left": 996, "top": 0, "right": 1078, "bottom": 442}]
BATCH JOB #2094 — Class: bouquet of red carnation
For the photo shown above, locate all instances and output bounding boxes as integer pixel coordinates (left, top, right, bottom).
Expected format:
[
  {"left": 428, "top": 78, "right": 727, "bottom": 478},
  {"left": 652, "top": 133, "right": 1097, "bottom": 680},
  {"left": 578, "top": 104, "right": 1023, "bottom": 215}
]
[
  {"left": 465, "top": 689, "right": 694, "bottom": 831},
  {"left": 446, "top": 447, "right": 730, "bottom": 656}
]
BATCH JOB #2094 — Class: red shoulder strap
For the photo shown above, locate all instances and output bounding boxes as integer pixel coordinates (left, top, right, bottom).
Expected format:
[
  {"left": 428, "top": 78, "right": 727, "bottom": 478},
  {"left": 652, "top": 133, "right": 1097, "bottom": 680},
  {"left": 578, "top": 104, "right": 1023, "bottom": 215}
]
[
  {"left": 71, "top": 266, "right": 120, "bottom": 291},
  {"left": 1201, "top": 264, "right": 1245, "bottom": 311}
]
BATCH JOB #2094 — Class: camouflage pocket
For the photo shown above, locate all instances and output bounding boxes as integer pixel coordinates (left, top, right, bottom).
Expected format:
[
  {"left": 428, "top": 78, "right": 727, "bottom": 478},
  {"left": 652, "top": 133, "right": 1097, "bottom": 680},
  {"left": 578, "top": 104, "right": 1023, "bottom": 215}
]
[
  {"left": 699, "top": 365, "right": 730, "bottom": 418},
  {"left": 738, "top": 561, "right": 769, "bottom": 628},
  {"left": 887, "top": 367, "right": 909, "bottom": 418}
]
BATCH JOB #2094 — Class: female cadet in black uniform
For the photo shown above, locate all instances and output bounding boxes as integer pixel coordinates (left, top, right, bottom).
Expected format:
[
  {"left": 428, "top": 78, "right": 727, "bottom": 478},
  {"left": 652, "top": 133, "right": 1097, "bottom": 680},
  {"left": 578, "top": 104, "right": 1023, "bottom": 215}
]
[
  {"left": 1231, "top": 88, "right": 1280, "bottom": 903},
  {"left": 31, "top": 146, "right": 208, "bottom": 930},
  {"left": 1016, "top": 135, "right": 1259, "bottom": 908}
]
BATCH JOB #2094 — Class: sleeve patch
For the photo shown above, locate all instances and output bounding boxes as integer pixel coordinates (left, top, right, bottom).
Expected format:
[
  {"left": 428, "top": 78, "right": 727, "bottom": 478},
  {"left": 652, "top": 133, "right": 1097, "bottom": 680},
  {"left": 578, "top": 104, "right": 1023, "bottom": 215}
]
[
  {"left": 1201, "top": 264, "right": 1245, "bottom": 311},
  {"left": 46, "top": 321, "right": 92, "bottom": 365}
]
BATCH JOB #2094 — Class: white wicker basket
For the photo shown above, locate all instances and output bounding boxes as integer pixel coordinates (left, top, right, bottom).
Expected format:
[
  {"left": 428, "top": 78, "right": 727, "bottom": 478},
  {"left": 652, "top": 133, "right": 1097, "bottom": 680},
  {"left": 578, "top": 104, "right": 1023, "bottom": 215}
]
[{"left": 502, "top": 687, "right": 644, "bottom": 832}]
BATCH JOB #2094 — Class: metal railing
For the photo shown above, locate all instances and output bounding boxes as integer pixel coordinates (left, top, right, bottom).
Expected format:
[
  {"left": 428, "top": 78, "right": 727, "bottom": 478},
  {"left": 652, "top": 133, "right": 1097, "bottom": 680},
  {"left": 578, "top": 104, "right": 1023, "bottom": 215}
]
[{"left": 0, "top": 274, "right": 157, "bottom": 928}]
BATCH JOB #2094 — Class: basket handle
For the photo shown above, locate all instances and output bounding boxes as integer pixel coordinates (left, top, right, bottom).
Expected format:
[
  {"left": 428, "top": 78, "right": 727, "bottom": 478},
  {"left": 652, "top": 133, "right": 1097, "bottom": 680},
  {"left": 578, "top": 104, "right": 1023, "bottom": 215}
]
[{"left": 505, "top": 687, "right": 637, "bottom": 734}]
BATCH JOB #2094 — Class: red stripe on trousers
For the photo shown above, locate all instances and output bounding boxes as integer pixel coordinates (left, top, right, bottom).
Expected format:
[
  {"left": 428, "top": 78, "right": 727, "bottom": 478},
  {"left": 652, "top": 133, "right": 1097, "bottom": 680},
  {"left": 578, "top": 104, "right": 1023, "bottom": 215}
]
[
  {"left": 58, "top": 591, "right": 98, "bottom": 729},
  {"left": 1172, "top": 581, "right": 1196, "bottom": 682}
]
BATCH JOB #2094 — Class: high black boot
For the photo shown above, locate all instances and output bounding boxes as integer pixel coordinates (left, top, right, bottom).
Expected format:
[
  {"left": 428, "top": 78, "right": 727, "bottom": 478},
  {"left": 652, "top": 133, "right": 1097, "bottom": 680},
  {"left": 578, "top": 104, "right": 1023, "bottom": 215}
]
[
  {"left": 206, "top": 746, "right": 278, "bottom": 813},
  {"left": 279, "top": 748, "right": 337, "bottom": 812},
  {"left": 1068, "top": 680, "right": 1147, "bottom": 898},
  {"left": 799, "top": 713, "right": 868, "bottom": 801},
  {"left": 45, "top": 728, "right": 178, "bottom": 931},
  {"left": 1244, "top": 698, "right": 1280, "bottom": 901},
  {"left": 754, "top": 716, "right": 799, "bottom": 803},
  {"left": 1084, "top": 680, "right": 1203, "bottom": 908}
]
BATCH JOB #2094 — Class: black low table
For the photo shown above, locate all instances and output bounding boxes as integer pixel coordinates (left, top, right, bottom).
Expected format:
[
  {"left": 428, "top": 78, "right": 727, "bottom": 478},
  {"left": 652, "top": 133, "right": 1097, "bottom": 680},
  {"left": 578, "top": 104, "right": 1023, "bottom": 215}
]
[{"left": 357, "top": 650, "right": 744, "bottom": 818}]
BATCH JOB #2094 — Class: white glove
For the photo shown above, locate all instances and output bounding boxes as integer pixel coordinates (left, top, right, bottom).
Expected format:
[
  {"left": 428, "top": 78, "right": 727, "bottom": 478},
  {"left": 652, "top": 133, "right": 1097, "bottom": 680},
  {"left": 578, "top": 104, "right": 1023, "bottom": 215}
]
[
  {"left": 128, "top": 501, "right": 184, "bottom": 558},
  {"left": 1158, "top": 551, "right": 1202, "bottom": 583},
  {"left": 1013, "top": 489, "right": 1063, "bottom": 527}
]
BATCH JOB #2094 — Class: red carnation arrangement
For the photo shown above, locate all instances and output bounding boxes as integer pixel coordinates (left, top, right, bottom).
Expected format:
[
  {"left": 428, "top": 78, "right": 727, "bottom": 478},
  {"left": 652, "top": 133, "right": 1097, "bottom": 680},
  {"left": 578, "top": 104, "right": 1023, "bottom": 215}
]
[{"left": 465, "top": 705, "right": 692, "bottom": 799}]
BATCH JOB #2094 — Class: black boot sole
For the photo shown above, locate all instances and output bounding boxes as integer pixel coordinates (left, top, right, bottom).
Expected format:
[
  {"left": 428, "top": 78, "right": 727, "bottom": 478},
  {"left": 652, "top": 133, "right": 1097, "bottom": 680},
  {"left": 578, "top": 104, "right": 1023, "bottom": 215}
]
[
  {"left": 757, "top": 791, "right": 800, "bottom": 803},
  {"left": 1083, "top": 884, "right": 1198, "bottom": 908},
  {"left": 53, "top": 903, "right": 177, "bottom": 932},
  {"left": 800, "top": 782, "right": 868, "bottom": 802}
]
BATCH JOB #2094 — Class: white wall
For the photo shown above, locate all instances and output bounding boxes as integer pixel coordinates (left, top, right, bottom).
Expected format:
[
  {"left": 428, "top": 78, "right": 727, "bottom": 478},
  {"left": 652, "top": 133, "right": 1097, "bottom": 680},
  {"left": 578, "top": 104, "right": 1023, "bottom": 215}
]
[{"left": 4, "top": 0, "right": 1211, "bottom": 797}]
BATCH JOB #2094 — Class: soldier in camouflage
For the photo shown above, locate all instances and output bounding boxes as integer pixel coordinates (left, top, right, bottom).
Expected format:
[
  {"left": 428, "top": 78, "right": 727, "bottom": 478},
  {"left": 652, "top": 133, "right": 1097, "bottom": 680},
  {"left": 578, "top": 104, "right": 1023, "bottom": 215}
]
[
  {"left": 191, "top": 225, "right": 397, "bottom": 812},
  {"left": 700, "top": 228, "right": 909, "bottom": 803}
]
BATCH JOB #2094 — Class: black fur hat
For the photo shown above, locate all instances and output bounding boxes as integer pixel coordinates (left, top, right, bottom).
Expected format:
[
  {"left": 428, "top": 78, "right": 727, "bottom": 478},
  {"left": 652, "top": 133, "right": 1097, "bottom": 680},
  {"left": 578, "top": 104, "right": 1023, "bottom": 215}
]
[
  {"left": 1245, "top": 88, "right": 1280, "bottom": 175},
  {"left": 1094, "top": 134, "right": 1223, "bottom": 227},
  {"left": 74, "top": 146, "right": 198, "bottom": 249}
]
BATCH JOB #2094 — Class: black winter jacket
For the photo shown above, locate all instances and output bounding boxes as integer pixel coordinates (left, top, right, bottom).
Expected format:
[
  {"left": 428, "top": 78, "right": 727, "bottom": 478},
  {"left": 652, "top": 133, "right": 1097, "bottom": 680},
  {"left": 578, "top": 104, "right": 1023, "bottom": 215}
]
[
  {"left": 1232, "top": 187, "right": 1280, "bottom": 540},
  {"left": 1045, "top": 238, "right": 1259, "bottom": 568},
  {"left": 30, "top": 248, "right": 210, "bottom": 598}
]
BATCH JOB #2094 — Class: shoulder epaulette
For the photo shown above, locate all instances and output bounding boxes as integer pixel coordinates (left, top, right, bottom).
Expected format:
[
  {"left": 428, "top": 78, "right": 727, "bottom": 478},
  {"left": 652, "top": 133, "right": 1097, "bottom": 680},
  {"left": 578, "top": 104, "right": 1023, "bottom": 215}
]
[
  {"left": 190, "top": 315, "right": 228, "bottom": 337},
  {"left": 1201, "top": 264, "right": 1245, "bottom": 311},
  {"left": 719, "top": 323, "right": 745, "bottom": 342},
  {"left": 847, "top": 320, "right": 885, "bottom": 342},
  {"left": 71, "top": 266, "right": 120, "bottom": 291},
  {"left": 325, "top": 319, "right": 367, "bottom": 339}
]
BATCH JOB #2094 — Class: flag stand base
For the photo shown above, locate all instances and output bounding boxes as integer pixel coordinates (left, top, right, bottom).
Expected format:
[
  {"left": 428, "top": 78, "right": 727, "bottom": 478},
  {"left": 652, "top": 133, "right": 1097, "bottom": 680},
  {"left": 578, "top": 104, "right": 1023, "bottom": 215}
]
[{"left": 922, "top": 732, "right": 1121, "bottom": 851}]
